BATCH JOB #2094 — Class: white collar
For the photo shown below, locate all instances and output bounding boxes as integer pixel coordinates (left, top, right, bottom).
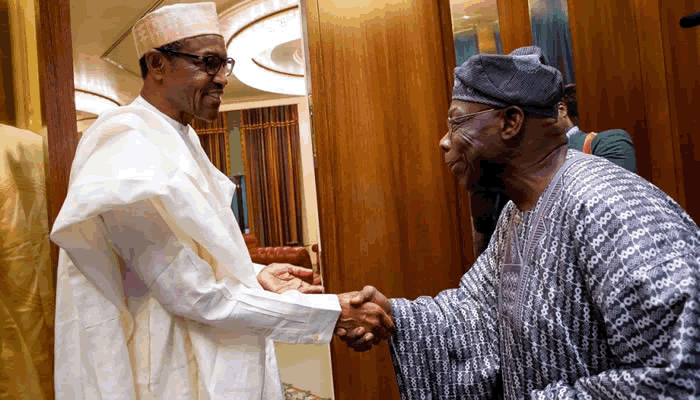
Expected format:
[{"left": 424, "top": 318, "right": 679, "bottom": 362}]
[{"left": 565, "top": 125, "right": 581, "bottom": 139}]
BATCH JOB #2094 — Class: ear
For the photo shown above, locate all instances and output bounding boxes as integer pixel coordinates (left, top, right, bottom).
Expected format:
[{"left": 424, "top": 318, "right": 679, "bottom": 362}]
[
  {"left": 144, "top": 50, "right": 167, "bottom": 81},
  {"left": 557, "top": 102, "right": 568, "bottom": 119},
  {"left": 499, "top": 106, "right": 525, "bottom": 141}
]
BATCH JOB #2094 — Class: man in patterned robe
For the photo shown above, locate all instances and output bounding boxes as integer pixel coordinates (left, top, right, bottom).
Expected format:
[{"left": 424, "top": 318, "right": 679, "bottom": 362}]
[{"left": 339, "top": 46, "right": 700, "bottom": 399}]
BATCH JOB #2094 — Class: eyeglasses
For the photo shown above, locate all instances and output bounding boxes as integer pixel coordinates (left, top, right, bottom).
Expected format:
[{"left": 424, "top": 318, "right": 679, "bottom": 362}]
[
  {"left": 157, "top": 48, "right": 235, "bottom": 76},
  {"left": 447, "top": 108, "right": 496, "bottom": 134}
]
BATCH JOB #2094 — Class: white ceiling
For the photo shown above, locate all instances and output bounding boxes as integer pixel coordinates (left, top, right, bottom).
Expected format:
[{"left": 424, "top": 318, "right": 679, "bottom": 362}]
[{"left": 70, "top": 0, "right": 298, "bottom": 109}]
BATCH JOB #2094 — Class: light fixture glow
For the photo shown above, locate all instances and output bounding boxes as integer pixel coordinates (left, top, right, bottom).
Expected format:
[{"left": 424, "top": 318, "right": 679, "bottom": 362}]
[
  {"left": 221, "top": 0, "right": 306, "bottom": 96},
  {"left": 74, "top": 91, "right": 119, "bottom": 116}
]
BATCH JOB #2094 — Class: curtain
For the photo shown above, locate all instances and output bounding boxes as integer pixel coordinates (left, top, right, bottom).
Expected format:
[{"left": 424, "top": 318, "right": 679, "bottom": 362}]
[
  {"left": 240, "top": 105, "right": 303, "bottom": 247},
  {"left": 0, "top": 125, "right": 54, "bottom": 400},
  {"left": 191, "top": 112, "right": 230, "bottom": 176},
  {"left": 529, "top": 0, "right": 576, "bottom": 84}
]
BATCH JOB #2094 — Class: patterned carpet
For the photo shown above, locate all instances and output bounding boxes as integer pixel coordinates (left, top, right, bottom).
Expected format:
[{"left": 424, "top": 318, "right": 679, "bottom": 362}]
[{"left": 283, "top": 383, "right": 331, "bottom": 400}]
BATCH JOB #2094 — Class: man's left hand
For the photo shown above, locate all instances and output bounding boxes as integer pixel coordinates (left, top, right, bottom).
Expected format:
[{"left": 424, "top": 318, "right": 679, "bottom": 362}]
[{"left": 257, "top": 263, "right": 324, "bottom": 294}]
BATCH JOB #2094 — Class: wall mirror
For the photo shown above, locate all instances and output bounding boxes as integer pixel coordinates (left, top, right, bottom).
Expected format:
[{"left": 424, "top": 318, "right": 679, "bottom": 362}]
[
  {"left": 68, "top": 0, "right": 332, "bottom": 398},
  {"left": 69, "top": 0, "right": 321, "bottom": 259},
  {"left": 446, "top": 0, "right": 576, "bottom": 86},
  {"left": 528, "top": 0, "right": 576, "bottom": 84},
  {"left": 448, "top": 0, "right": 503, "bottom": 64}
]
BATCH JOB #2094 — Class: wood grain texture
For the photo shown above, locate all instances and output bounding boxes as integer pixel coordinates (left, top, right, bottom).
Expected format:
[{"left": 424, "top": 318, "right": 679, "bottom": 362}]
[
  {"left": 442, "top": 0, "right": 475, "bottom": 274},
  {"left": 567, "top": 0, "right": 700, "bottom": 221},
  {"left": 496, "top": 0, "right": 533, "bottom": 53},
  {"left": 656, "top": 0, "right": 700, "bottom": 221},
  {"left": 35, "top": 0, "right": 77, "bottom": 394},
  {"left": 628, "top": 0, "right": 682, "bottom": 203},
  {"left": 38, "top": 0, "right": 79, "bottom": 287},
  {"left": 567, "top": 0, "right": 665, "bottom": 194},
  {"left": 0, "top": 1, "right": 16, "bottom": 125},
  {"left": 303, "top": 0, "right": 468, "bottom": 397}
]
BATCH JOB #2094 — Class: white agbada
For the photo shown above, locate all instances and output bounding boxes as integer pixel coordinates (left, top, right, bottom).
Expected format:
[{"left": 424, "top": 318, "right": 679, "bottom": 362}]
[{"left": 51, "top": 96, "right": 341, "bottom": 400}]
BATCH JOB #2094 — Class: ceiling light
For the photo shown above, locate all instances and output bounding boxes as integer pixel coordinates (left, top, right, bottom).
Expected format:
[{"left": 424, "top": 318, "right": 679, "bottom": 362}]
[{"left": 222, "top": 0, "right": 306, "bottom": 96}]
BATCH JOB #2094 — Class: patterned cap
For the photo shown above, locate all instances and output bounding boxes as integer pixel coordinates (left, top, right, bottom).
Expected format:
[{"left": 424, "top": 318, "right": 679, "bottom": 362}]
[
  {"left": 452, "top": 46, "right": 564, "bottom": 117},
  {"left": 132, "top": 2, "right": 223, "bottom": 60}
]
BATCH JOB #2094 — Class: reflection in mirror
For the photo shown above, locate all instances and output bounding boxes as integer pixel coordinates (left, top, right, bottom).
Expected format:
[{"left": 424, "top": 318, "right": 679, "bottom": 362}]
[
  {"left": 227, "top": 111, "right": 249, "bottom": 233},
  {"left": 449, "top": 0, "right": 503, "bottom": 65},
  {"left": 528, "top": 0, "right": 576, "bottom": 84},
  {"left": 68, "top": 0, "right": 321, "bottom": 267},
  {"left": 239, "top": 105, "right": 304, "bottom": 247},
  {"left": 222, "top": 0, "right": 306, "bottom": 95},
  {"left": 220, "top": 98, "right": 319, "bottom": 255},
  {"left": 76, "top": 110, "right": 98, "bottom": 134},
  {"left": 191, "top": 103, "right": 308, "bottom": 249},
  {"left": 64, "top": 1, "right": 331, "bottom": 398}
]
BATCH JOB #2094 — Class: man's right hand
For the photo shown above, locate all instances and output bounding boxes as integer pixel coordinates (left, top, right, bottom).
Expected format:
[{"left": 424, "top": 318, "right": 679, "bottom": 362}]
[{"left": 335, "top": 286, "right": 394, "bottom": 352}]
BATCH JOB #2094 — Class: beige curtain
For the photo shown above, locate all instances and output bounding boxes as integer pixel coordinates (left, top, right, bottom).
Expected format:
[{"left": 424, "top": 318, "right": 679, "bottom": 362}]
[
  {"left": 0, "top": 125, "right": 54, "bottom": 400},
  {"left": 191, "top": 112, "right": 230, "bottom": 176},
  {"left": 240, "top": 105, "right": 303, "bottom": 247}
]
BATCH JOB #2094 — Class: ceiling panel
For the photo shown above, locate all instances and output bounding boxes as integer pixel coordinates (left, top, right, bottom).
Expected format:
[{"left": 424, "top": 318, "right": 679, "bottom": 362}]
[{"left": 70, "top": 0, "right": 290, "bottom": 106}]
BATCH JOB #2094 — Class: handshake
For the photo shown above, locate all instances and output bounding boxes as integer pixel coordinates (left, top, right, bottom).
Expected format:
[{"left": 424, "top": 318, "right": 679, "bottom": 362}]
[
  {"left": 335, "top": 285, "right": 395, "bottom": 352},
  {"left": 256, "top": 264, "right": 394, "bottom": 352}
]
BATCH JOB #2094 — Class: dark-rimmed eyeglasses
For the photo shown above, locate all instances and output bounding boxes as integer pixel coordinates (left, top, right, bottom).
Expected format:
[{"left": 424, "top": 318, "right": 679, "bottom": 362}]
[
  {"left": 157, "top": 48, "right": 235, "bottom": 76},
  {"left": 447, "top": 108, "right": 496, "bottom": 134}
]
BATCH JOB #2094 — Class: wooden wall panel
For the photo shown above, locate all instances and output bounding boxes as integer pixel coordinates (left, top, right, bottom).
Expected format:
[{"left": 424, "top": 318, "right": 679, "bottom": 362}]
[
  {"left": 442, "top": 0, "right": 476, "bottom": 286},
  {"left": 657, "top": 0, "right": 700, "bottom": 221},
  {"left": 37, "top": 0, "right": 79, "bottom": 283},
  {"left": 567, "top": 0, "right": 700, "bottom": 222},
  {"left": 496, "top": 0, "right": 533, "bottom": 53},
  {"left": 303, "top": 0, "right": 468, "bottom": 398},
  {"left": 629, "top": 0, "right": 682, "bottom": 203},
  {"left": 567, "top": 0, "right": 678, "bottom": 201}
]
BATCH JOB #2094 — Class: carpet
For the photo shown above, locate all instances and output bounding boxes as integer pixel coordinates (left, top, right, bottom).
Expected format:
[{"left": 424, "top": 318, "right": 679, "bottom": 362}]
[{"left": 282, "top": 383, "right": 332, "bottom": 400}]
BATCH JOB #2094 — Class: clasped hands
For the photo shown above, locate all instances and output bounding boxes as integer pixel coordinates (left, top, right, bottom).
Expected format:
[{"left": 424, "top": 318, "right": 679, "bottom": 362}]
[
  {"left": 257, "top": 264, "right": 394, "bottom": 352},
  {"left": 335, "top": 285, "right": 394, "bottom": 352}
]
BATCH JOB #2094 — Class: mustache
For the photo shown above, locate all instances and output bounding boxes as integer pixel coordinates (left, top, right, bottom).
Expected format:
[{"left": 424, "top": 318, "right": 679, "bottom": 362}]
[{"left": 204, "top": 82, "right": 225, "bottom": 92}]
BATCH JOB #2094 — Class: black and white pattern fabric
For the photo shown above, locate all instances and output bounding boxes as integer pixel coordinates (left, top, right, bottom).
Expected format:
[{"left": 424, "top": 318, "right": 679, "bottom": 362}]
[{"left": 389, "top": 150, "right": 700, "bottom": 399}]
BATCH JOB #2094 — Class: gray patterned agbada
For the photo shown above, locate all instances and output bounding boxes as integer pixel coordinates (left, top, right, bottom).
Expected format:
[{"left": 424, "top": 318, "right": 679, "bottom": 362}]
[{"left": 389, "top": 152, "right": 700, "bottom": 399}]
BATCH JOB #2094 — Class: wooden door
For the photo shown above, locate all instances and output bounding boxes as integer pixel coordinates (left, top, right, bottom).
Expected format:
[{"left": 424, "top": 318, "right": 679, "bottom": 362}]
[
  {"left": 302, "top": 0, "right": 473, "bottom": 398},
  {"left": 567, "top": 0, "right": 700, "bottom": 222}
]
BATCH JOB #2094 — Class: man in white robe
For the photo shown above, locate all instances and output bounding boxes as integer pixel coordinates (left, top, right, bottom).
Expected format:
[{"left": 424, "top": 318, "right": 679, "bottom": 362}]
[{"left": 51, "top": 3, "right": 392, "bottom": 399}]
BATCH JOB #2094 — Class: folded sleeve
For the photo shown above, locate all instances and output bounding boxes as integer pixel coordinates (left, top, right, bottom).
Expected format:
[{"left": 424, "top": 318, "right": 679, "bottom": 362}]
[{"left": 99, "top": 199, "right": 340, "bottom": 344}]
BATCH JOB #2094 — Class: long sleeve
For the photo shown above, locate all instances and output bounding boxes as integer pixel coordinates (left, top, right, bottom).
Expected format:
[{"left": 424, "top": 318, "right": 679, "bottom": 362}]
[
  {"left": 530, "top": 178, "right": 700, "bottom": 399},
  {"left": 99, "top": 199, "right": 340, "bottom": 344},
  {"left": 389, "top": 244, "right": 502, "bottom": 400},
  {"left": 531, "top": 252, "right": 700, "bottom": 399}
]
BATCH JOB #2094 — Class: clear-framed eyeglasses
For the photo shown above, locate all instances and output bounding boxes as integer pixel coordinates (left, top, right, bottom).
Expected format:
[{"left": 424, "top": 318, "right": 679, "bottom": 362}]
[{"left": 447, "top": 108, "right": 497, "bottom": 134}]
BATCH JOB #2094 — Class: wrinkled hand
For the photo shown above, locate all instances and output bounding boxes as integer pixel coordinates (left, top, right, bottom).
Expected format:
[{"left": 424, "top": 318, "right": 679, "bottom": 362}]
[
  {"left": 257, "top": 263, "right": 324, "bottom": 294},
  {"left": 335, "top": 286, "right": 394, "bottom": 352}
]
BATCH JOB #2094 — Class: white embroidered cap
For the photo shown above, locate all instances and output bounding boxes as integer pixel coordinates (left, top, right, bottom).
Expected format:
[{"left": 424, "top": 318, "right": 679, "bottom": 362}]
[{"left": 132, "top": 2, "right": 223, "bottom": 60}]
